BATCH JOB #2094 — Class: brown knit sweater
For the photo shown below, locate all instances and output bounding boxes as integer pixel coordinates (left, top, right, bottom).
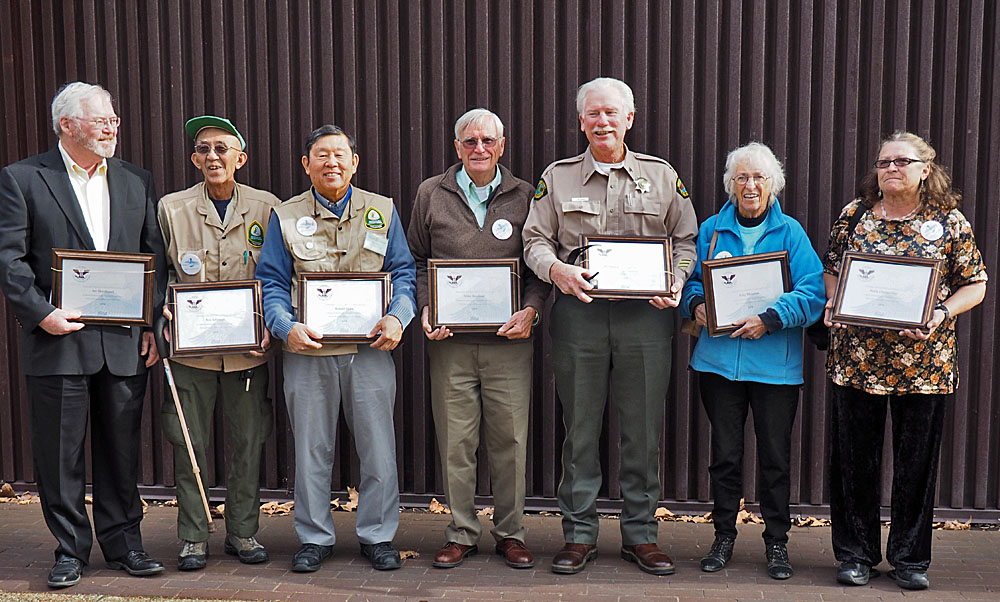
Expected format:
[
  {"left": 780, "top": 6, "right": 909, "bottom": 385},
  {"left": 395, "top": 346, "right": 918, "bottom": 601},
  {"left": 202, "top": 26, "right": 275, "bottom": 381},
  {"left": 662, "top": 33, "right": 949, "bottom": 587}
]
[{"left": 407, "top": 163, "right": 551, "bottom": 344}]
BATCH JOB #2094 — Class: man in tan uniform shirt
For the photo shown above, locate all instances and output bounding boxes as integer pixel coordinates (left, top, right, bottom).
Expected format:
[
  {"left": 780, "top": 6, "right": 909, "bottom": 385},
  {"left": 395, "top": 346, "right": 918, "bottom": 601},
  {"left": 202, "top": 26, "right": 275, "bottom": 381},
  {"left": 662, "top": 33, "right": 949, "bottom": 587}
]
[
  {"left": 522, "top": 77, "right": 698, "bottom": 576},
  {"left": 158, "top": 116, "right": 279, "bottom": 571}
]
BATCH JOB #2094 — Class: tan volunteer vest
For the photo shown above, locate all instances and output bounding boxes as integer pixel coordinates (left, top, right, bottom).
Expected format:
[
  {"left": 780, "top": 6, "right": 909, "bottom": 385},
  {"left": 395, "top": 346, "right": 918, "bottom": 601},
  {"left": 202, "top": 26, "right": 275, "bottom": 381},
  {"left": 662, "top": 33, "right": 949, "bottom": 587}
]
[
  {"left": 274, "top": 186, "right": 394, "bottom": 356},
  {"left": 158, "top": 182, "right": 280, "bottom": 371}
]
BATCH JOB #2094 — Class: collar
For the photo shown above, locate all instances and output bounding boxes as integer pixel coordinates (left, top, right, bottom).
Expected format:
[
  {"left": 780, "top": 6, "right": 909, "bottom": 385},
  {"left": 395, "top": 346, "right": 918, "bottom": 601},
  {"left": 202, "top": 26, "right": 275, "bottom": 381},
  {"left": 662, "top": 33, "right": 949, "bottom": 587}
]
[
  {"left": 312, "top": 185, "right": 353, "bottom": 216},
  {"left": 717, "top": 197, "right": 786, "bottom": 233},
  {"left": 58, "top": 140, "right": 107, "bottom": 179},
  {"left": 581, "top": 145, "right": 639, "bottom": 185},
  {"left": 455, "top": 165, "right": 501, "bottom": 201}
]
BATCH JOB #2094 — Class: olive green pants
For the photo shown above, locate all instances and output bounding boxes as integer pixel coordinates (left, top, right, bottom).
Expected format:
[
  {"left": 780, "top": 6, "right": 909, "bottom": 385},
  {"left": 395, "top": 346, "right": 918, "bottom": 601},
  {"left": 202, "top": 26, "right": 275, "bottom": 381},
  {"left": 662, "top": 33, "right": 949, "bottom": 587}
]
[
  {"left": 161, "top": 362, "right": 272, "bottom": 542},
  {"left": 549, "top": 295, "right": 673, "bottom": 546}
]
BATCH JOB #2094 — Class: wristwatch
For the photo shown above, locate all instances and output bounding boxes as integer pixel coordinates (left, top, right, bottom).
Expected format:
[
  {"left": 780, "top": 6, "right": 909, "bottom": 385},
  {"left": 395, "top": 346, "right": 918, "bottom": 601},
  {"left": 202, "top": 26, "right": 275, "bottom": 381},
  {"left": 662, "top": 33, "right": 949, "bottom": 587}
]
[{"left": 934, "top": 303, "right": 950, "bottom": 321}]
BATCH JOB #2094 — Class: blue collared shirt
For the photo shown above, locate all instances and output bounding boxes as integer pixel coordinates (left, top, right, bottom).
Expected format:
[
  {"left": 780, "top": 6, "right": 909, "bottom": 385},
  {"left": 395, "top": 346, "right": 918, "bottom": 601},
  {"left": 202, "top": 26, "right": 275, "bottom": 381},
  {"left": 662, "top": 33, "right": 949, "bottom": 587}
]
[
  {"left": 256, "top": 185, "right": 417, "bottom": 343},
  {"left": 455, "top": 166, "right": 501, "bottom": 228}
]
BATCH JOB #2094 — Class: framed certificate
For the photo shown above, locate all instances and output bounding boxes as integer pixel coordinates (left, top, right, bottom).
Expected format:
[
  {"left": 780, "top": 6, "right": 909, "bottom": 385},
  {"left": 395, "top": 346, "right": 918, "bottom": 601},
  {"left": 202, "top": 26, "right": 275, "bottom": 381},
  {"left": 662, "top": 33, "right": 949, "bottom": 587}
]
[
  {"left": 298, "top": 272, "right": 390, "bottom": 343},
  {"left": 168, "top": 280, "right": 264, "bottom": 357},
  {"left": 51, "top": 249, "right": 155, "bottom": 326},
  {"left": 428, "top": 258, "right": 520, "bottom": 332},
  {"left": 581, "top": 235, "right": 674, "bottom": 299},
  {"left": 702, "top": 251, "right": 791, "bottom": 336},
  {"left": 831, "top": 251, "right": 942, "bottom": 330}
]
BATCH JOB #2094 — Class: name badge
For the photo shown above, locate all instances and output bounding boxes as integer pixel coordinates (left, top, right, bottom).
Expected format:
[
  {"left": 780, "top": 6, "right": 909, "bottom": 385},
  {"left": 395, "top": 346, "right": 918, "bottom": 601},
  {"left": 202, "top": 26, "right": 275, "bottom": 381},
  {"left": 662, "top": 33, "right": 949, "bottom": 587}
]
[
  {"left": 296, "top": 216, "right": 318, "bottom": 237},
  {"left": 571, "top": 197, "right": 589, "bottom": 203},
  {"left": 363, "top": 231, "right": 389, "bottom": 256},
  {"left": 492, "top": 218, "right": 513, "bottom": 240},
  {"left": 920, "top": 220, "right": 943, "bottom": 241}
]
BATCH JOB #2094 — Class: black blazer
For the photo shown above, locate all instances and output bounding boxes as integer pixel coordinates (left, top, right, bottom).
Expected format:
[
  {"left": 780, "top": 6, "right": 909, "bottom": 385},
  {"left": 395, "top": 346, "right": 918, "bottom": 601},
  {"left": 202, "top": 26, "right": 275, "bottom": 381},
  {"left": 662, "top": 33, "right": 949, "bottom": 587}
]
[{"left": 0, "top": 146, "right": 167, "bottom": 377}]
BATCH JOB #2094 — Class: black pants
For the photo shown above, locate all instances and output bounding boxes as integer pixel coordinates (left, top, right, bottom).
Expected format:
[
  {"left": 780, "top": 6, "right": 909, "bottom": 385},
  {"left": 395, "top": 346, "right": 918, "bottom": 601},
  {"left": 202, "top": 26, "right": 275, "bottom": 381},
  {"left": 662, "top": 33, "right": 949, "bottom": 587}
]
[
  {"left": 698, "top": 371, "right": 799, "bottom": 545},
  {"left": 829, "top": 384, "right": 948, "bottom": 571},
  {"left": 26, "top": 366, "right": 149, "bottom": 564}
]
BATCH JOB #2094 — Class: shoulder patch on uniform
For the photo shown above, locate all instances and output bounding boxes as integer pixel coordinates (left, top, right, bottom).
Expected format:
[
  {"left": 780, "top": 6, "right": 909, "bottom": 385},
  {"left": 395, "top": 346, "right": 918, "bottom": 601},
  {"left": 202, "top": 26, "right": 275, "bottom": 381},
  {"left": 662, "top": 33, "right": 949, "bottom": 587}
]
[
  {"left": 247, "top": 220, "right": 265, "bottom": 247},
  {"left": 534, "top": 179, "right": 548, "bottom": 200},
  {"left": 364, "top": 207, "right": 386, "bottom": 230},
  {"left": 676, "top": 177, "right": 689, "bottom": 198}
]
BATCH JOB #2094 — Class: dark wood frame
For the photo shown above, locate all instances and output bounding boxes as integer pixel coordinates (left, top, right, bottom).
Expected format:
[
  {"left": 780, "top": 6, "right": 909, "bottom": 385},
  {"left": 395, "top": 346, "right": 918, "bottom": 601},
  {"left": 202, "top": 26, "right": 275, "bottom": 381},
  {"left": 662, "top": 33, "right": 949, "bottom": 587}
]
[
  {"left": 168, "top": 280, "right": 264, "bottom": 357},
  {"left": 702, "top": 251, "right": 791, "bottom": 336},
  {"left": 297, "top": 272, "right": 391, "bottom": 343},
  {"left": 581, "top": 234, "right": 674, "bottom": 299},
  {"left": 428, "top": 258, "right": 520, "bottom": 332},
  {"left": 831, "top": 251, "right": 943, "bottom": 330},
  {"left": 51, "top": 248, "right": 155, "bottom": 326}
]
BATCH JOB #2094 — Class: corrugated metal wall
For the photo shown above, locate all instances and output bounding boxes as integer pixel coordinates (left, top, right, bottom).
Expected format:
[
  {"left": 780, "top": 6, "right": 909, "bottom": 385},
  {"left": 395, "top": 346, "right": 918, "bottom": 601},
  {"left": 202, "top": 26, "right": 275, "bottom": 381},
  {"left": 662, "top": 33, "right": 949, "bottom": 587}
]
[{"left": 1, "top": 0, "right": 998, "bottom": 518}]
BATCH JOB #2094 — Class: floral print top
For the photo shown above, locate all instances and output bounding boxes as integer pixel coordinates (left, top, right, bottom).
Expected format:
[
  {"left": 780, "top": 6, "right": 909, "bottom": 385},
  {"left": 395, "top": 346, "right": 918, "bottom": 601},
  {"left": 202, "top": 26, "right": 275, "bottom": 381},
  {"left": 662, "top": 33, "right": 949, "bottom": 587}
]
[{"left": 823, "top": 199, "right": 987, "bottom": 394}]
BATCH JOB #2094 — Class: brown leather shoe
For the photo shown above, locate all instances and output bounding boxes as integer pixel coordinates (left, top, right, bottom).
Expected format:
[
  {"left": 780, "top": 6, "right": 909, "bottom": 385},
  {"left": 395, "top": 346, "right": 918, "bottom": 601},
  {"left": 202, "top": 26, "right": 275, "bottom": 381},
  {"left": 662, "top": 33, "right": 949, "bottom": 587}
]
[
  {"left": 432, "top": 542, "right": 477, "bottom": 568},
  {"left": 551, "top": 543, "right": 597, "bottom": 574},
  {"left": 621, "top": 543, "right": 675, "bottom": 575},
  {"left": 495, "top": 538, "right": 535, "bottom": 568}
]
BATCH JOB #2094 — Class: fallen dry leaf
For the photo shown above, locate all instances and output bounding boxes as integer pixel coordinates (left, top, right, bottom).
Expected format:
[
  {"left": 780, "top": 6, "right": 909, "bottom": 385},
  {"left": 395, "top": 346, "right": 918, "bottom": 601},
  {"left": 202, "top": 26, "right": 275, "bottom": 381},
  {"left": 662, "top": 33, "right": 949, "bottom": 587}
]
[
  {"left": 477, "top": 506, "right": 494, "bottom": 517},
  {"left": 341, "top": 487, "right": 359, "bottom": 512},
  {"left": 400, "top": 550, "right": 420, "bottom": 559},
  {"left": 212, "top": 504, "right": 226, "bottom": 518},
  {"left": 654, "top": 506, "right": 675, "bottom": 519},
  {"left": 941, "top": 518, "right": 972, "bottom": 530},
  {"left": 262, "top": 501, "right": 294, "bottom": 516},
  {"left": 0, "top": 483, "right": 14, "bottom": 498},
  {"left": 16, "top": 492, "right": 38, "bottom": 504},
  {"left": 428, "top": 498, "right": 451, "bottom": 514},
  {"left": 164, "top": 499, "right": 179, "bottom": 507},
  {"left": 793, "top": 516, "right": 831, "bottom": 527}
]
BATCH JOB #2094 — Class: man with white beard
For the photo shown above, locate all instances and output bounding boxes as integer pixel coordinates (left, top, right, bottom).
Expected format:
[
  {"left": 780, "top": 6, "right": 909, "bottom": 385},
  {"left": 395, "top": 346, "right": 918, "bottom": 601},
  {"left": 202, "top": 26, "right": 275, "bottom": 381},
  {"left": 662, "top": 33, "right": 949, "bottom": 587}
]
[{"left": 0, "top": 81, "right": 167, "bottom": 588}]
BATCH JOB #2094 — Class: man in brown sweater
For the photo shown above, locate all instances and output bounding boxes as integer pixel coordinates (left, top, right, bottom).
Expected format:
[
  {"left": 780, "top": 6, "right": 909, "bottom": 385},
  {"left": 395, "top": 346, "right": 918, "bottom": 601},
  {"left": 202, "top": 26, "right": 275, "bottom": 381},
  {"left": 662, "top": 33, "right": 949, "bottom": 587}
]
[{"left": 407, "top": 108, "right": 550, "bottom": 570}]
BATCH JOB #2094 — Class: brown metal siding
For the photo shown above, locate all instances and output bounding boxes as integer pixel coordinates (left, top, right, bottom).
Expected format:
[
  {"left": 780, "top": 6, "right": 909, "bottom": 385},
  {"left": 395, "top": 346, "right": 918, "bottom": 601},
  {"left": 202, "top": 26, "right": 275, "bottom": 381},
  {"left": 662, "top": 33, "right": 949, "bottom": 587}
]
[{"left": 1, "top": 0, "right": 998, "bottom": 517}]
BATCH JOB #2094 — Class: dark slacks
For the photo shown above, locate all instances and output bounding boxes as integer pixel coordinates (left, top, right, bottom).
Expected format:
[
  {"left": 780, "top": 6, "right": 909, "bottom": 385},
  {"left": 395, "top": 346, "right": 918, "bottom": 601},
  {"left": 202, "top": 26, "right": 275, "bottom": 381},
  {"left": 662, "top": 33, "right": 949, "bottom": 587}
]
[
  {"left": 698, "top": 371, "right": 799, "bottom": 545},
  {"left": 549, "top": 295, "right": 673, "bottom": 546},
  {"left": 830, "top": 384, "right": 948, "bottom": 571},
  {"left": 26, "top": 367, "right": 149, "bottom": 564}
]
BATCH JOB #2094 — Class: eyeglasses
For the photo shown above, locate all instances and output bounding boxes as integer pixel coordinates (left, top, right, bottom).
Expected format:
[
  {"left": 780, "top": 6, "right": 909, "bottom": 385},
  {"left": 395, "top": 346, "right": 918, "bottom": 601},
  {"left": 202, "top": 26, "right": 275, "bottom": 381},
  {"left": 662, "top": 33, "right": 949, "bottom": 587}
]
[
  {"left": 732, "top": 175, "right": 769, "bottom": 186},
  {"left": 194, "top": 143, "right": 236, "bottom": 155},
  {"left": 459, "top": 137, "right": 498, "bottom": 150},
  {"left": 81, "top": 116, "right": 121, "bottom": 129},
  {"left": 874, "top": 157, "right": 924, "bottom": 169}
]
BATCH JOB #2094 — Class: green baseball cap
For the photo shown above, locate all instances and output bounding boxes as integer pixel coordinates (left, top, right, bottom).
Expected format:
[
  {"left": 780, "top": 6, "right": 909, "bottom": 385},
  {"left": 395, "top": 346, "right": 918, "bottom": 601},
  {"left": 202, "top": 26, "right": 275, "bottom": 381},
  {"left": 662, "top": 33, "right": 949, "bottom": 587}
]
[{"left": 184, "top": 115, "right": 246, "bottom": 150}]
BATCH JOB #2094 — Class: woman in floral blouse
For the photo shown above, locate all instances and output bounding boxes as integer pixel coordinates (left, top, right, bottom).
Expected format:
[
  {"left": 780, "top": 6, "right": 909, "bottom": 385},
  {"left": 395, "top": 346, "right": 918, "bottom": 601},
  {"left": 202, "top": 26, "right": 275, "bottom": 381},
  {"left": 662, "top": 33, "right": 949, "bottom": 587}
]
[{"left": 822, "top": 131, "right": 987, "bottom": 591}]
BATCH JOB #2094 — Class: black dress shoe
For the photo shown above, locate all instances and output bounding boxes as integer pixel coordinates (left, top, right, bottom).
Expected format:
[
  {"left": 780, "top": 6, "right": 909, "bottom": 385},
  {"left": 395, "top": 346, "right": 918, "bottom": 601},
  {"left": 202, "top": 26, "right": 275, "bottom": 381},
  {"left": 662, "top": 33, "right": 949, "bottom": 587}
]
[
  {"left": 700, "top": 536, "right": 735, "bottom": 572},
  {"left": 47, "top": 556, "right": 84, "bottom": 588},
  {"left": 888, "top": 568, "right": 929, "bottom": 590},
  {"left": 106, "top": 550, "right": 165, "bottom": 576},
  {"left": 291, "top": 543, "right": 333, "bottom": 572},
  {"left": 765, "top": 543, "right": 793, "bottom": 580},
  {"left": 837, "top": 561, "right": 879, "bottom": 585},
  {"left": 360, "top": 541, "right": 402, "bottom": 570}
]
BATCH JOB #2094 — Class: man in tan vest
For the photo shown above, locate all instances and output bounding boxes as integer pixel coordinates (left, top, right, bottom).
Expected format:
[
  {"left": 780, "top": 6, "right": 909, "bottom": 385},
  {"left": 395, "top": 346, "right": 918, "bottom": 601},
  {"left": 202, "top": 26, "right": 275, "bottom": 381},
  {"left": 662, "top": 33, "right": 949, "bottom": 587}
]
[
  {"left": 256, "top": 124, "right": 416, "bottom": 573},
  {"left": 158, "top": 115, "right": 279, "bottom": 571}
]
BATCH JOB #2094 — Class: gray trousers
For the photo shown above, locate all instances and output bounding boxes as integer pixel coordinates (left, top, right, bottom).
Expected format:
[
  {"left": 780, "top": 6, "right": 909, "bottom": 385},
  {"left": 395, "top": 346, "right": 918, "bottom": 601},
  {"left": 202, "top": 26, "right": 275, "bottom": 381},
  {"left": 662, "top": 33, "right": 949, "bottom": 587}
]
[{"left": 283, "top": 346, "right": 400, "bottom": 546}]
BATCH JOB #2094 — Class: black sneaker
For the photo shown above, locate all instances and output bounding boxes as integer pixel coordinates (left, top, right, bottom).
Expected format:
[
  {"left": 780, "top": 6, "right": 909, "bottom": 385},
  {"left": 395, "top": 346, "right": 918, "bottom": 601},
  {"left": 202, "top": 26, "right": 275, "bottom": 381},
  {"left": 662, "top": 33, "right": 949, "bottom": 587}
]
[
  {"left": 700, "top": 536, "right": 735, "bottom": 572},
  {"left": 224, "top": 534, "right": 269, "bottom": 564},
  {"left": 837, "top": 561, "right": 879, "bottom": 585},
  {"left": 177, "top": 540, "right": 207, "bottom": 571},
  {"left": 291, "top": 543, "right": 333, "bottom": 572},
  {"left": 360, "top": 541, "right": 402, "bottom": 570},
  {"left": 765, "top": 543, "right": 793, "bottom": 580},
  {"left": 888, "top": 568, "right": 929, "bottom": 590}
]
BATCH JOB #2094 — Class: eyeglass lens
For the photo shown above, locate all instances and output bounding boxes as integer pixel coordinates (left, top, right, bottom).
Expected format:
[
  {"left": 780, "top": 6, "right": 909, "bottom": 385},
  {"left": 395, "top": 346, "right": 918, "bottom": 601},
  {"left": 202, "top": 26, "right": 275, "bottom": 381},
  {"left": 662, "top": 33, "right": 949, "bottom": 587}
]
[
  {"left": 461, "top": 137, "right": 497, "bottom": 150},
  {"left": 195, "top": 143, "right": 233, "bottom": 155},
  {"left": 874, "top": 158, "right": 921, "bottom": 168}
]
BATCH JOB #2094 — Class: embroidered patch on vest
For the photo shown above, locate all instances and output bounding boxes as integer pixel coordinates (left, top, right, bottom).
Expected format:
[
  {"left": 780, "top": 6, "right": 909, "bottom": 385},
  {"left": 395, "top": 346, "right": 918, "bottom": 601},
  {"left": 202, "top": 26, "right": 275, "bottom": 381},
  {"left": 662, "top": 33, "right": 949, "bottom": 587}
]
[
  {"left": 676, "top": 177, "right": 689, "bottom": 198},
  {"left": 364, "top": 207, "right": 386, "bottom": 230},
  {"left": 534, "top": 179, "right": 547, "bottom": 200},
  {"left": 247, "top": 220, "right": 264, "bottom": 247}
]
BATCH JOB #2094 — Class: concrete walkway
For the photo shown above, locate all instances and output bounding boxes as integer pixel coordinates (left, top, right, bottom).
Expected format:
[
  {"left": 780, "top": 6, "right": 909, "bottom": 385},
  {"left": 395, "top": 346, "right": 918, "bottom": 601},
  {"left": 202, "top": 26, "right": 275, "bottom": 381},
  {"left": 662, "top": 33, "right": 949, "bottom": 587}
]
[{"left": 1, "top": 502, "right": 998, "bottom": 601}]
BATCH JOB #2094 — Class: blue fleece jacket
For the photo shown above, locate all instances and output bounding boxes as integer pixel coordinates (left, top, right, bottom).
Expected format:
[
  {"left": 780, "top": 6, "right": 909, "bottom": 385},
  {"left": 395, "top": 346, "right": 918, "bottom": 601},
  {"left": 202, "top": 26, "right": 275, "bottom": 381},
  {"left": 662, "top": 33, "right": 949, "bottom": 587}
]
[{"left": 681, "top": 199, "right": 824, "bottom": 384}]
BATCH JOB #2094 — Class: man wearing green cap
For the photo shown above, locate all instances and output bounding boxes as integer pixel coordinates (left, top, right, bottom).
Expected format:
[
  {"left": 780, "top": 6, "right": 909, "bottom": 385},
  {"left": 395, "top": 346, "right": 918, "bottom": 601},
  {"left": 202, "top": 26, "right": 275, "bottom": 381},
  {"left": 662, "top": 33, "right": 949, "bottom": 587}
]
[{"left": 157, "top": 115, "right": 280, "bottom": 570}]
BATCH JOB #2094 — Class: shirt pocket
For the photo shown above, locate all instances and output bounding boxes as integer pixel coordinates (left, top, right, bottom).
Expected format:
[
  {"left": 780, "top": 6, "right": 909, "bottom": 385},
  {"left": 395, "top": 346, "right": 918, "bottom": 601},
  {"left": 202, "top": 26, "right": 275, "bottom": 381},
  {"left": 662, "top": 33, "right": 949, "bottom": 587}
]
[
  {"left": 561, "top": 198, "right": 602, "bottom": 231},
  {"left": 174, "top": 248, "right": 207, "bottom": 282},
  {"left": 623, "top": 196, "right": 661, "bottom": 235},
  {"left": 289, "top": 239, "right": 328, "bottom": 262}
]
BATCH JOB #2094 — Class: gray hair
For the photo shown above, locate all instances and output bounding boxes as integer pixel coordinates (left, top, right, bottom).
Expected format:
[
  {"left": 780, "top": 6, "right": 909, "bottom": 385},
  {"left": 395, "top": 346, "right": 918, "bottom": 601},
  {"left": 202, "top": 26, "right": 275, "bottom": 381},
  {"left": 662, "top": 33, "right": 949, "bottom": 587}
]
[
  {"left": 722, "top": 142, "right": 786, "bottom": 200},
  {"left": 51, "top": 82, "right": 113, "bottom": 136},
  {"left": 453, "top": 108, "right": 504, "bottom": 141},
  {"left": 575, "top": 77, "right": 636, "bottom": 116}
]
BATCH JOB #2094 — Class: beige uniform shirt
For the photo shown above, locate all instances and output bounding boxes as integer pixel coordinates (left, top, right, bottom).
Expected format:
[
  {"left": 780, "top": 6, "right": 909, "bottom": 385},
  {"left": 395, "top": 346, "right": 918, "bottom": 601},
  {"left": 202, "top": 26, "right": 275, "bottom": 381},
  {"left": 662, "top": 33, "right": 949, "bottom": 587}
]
[
  {"left": 274, "top": 187, "right": 394, "bottom": 356},
  {"left": 158, "top": 181, "right": 280, "bottom": 371},
  {"left": 522, "top": 147, "right": 699, "bottom": 285}
]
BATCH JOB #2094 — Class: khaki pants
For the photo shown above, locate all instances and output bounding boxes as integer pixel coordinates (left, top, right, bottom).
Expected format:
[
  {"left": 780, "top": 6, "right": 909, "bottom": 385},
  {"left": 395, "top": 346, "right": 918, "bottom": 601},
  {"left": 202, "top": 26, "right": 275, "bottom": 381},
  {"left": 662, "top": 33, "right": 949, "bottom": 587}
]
[{"left": 428, "top": 339, "right": 533, "bottom": 545}]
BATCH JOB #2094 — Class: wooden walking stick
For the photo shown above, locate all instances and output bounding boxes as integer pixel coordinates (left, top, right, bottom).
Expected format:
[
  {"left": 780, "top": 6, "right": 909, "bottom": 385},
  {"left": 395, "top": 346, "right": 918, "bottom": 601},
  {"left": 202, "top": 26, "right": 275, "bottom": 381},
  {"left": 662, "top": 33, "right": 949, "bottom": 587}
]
[{"left": 154, "top": 315, "right": 215, "bottom": 532}]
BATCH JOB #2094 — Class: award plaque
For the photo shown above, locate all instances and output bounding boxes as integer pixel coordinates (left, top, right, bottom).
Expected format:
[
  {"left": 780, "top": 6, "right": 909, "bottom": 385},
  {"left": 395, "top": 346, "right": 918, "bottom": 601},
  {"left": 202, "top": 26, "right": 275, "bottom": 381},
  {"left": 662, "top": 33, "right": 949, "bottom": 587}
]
[
  {"left": 702, "top": 251, "right": 791, "bottom": 336},
  {"left": 428, "top": 258, "right": 520, "bottom": 332},
  {"left": 298, "top": 272, "right": 390, "bottom": 343},
  {"left": 831, "top": 251, "right": 942, "bottom": 330},
  {"left": 581, "top": 235, "right": 674, "bottom": 299},
  {"left": 51, "top": 249, "right": 155, "bottom": 326},
  {"left": 168, "top": 280, "right": 264, "bottom": 357}
]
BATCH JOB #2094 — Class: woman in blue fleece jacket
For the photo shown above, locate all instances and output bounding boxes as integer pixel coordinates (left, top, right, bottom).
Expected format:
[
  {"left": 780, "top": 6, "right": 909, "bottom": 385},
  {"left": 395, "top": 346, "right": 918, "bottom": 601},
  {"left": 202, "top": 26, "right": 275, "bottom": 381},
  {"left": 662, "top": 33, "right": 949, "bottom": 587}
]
[{"left": 681, "top": 142, "right": 824, "bottom": 580}]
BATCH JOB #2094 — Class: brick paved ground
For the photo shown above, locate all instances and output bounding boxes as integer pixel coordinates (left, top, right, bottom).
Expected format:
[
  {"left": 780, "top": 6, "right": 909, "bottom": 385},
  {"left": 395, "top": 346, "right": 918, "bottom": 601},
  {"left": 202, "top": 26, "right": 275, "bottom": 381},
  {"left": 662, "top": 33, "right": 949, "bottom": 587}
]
[{"left": 1, "top": 502, "right": 998, "bottom": 601}]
